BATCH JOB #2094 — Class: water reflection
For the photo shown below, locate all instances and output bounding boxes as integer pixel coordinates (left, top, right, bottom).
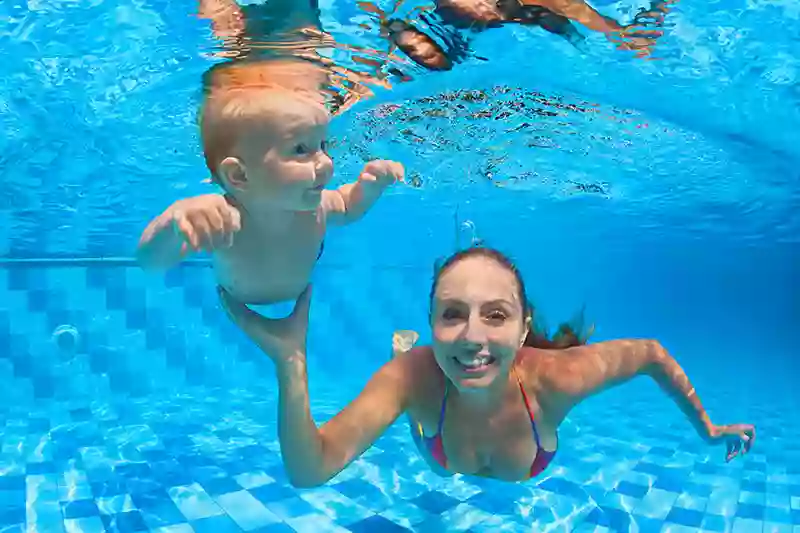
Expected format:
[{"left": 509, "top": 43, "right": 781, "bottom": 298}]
[
  {"left": 199, "top": 0, "right": 396, "bottom": 115},
  {"left": 196, "top": 0, "right": 677, "bottom": 120},
  {"left": 361, "top": 0, "right": 678, "bottom": 71}
]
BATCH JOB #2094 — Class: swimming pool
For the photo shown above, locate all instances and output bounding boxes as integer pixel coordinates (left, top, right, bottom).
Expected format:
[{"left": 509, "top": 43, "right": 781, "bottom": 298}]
[{"left": 1, "top": 0, "right": 799, "bottom": 532}]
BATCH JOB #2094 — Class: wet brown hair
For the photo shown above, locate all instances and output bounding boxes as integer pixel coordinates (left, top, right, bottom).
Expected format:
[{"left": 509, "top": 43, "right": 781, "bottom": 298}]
[{"left": 430, "top": 247, "right": 592, "bottom": 349}]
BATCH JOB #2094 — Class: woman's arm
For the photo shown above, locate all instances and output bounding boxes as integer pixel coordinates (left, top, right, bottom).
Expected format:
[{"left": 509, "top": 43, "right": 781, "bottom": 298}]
[
  {"left": 219, "top": 286, "right": 432, "bottom": 487},
  {"left": 539, "top": 340, "right": 714, "bottom": 441},
  {"left": 276, "top": 349, "right": 421, "bottom": 487}
]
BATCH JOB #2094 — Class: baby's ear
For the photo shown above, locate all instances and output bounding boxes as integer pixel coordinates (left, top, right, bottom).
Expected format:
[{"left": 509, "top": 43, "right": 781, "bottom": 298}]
[{"left": 218, "top": 157, "right": 248, "bottom": 190}]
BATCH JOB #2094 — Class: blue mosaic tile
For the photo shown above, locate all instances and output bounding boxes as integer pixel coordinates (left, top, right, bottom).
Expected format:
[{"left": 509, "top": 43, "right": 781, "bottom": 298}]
[
  {"left": 251, "top": 524, "right": 297, "bottom": 533},
  {"left": 412, "top": 490, "right": 459, "bottom": 514},
  {"left": 347, "top": 514, "right": 411, "bottom": 532},
  {"left": 91, "top": 479, "right": 128, "bottom": 498},
  {"left": 743, "top": 461, "right": 767, "bottom": 472},
  {"left": 61, "top": 498, "right": 101, "bottom": 519},
  {"left": 0, "top": 507, "right": 25, "bottom": 529},
  {"left": 26, "top": 461, "right": 57, "bottom": 475},
  {"left": 250, "top": 483, "right": 299, "bottom": 504},
  {"left": 632, "top": 514, "right": 666, "bottom": 533},
  {"left": 100, "top": 510, "right": 149, "bottom": 532},
  {"left": 654, "top": 474, "right": 687, "bottom": 493},
  {"left": 764, "top": 506, "right": 793, "bottom": 524},
  {"left": 616, "top": 480, "right": 650, "bottom": 498},
  {"left": 332, "top": 478, "right": 388, "bottom": 505},
  {"left": 135, "top": 499, "right": 186, "bottom": 528},
  {"left": 263, "top": 495, "right": 317, "bottom": 521},
  {"left": 737, "top": 502, "right": 765, "bottom": 520},
  {"left": 684, "top": 481, "right": 714, "bottom": 498},
  {"left": 200, "top": 476, "right": 242, "bottom": 496},
  {"left": 666, "top": 506, "right": 704, "bottom": 527},
  {"left": 538, "top": 477, "right": 589, "bottom": 500},
  {"left": 0, "top": 478, "right": 25, "bottom": 492},
  {"left": 741, "top": 479, "right": 767, "bottom": 492},
  {"left": 191, "top": 513, "right": 244, "bottom": 532},
  {"left": 465, "top": 490, "right": 518, "bottom": 515},
  {"left": 586, "top": 505, "right": 633, "bottom": 530},
  {"left": 7, "top": 268, "right": 33, "bottom": 291}
]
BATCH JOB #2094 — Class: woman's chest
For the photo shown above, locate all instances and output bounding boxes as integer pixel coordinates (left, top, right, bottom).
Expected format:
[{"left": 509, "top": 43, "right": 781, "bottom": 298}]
[{"left": 412, "top": 393, "right": 557, "bottom": 481}]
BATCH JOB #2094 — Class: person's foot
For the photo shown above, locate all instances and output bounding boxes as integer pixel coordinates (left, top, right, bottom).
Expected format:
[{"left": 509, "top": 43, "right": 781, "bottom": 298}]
[{"left": 393, "top": 330, "right": 420, "bottom": 353}]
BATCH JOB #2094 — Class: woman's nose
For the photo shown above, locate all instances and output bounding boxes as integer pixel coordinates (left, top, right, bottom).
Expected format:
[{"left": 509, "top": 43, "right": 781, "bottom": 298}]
[{"left": 462, "top": 315, "right": 490, "bottom": 345}]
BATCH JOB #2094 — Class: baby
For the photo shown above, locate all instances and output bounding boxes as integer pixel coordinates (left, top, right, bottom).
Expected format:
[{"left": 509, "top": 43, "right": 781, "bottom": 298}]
[{"left": 137, "top": 83, "right": 403, "bottom": 311}]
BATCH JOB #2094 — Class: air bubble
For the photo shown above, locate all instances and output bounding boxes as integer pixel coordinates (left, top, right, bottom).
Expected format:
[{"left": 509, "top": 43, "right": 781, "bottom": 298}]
[{"left": 460, "top": 220, "right": 483, "bottom": 247}]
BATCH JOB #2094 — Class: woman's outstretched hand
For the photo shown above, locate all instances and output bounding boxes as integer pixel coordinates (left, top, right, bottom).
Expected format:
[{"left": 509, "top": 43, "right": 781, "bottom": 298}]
[
  {"left": 709, "top": 423, "right": 756, "bottom": 462},
  {"left": 218, "top": 284, "right": 313, "bottom": 364}
]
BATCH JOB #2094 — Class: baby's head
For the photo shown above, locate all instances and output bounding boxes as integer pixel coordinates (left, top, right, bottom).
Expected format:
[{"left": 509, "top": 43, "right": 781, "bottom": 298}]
[{"left": 200, "top": 82, "right": 333, "bottom": 213}]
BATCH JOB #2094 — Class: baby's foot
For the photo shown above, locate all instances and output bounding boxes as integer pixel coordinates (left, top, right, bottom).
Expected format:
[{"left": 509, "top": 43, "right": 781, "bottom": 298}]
[{"left": 393, "top": 330, "right": 420, "bottom": 353}]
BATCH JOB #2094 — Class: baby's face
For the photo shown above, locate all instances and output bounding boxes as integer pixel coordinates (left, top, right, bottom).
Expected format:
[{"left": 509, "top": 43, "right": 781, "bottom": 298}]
[{"left": 238, "top": 96, "right": 333, "bottom": 212}]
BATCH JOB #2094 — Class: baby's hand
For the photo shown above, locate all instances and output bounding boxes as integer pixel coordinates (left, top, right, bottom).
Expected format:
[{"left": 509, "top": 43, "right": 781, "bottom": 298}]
[
  {"left": 169, "top": 194, "right": 241, "bottom": 252},
  {"left": 359, "top": 160, "right": 405, "bottom": 188}
]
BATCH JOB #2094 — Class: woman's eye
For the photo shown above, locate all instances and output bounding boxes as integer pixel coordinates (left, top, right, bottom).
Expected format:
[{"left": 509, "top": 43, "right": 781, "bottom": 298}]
[
  {"left": 294, "top": 144, "right": 311, "bottom": 155},
  {"left": 486, "top": 311, "right": 507, "bottom": 322},
  {"left": 442, "top": 309, "right": 462, "bottom": 320}
]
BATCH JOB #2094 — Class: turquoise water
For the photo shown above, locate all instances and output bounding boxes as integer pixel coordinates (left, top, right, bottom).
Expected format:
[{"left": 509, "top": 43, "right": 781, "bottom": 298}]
[{"left": 1, "top": 0, "right": 799, "bottom": 532}]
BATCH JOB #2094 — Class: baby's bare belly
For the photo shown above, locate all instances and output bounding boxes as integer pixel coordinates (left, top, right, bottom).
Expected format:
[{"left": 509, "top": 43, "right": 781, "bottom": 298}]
[{"left": 214, "top": 255, "right": 318, "bottom": 304}]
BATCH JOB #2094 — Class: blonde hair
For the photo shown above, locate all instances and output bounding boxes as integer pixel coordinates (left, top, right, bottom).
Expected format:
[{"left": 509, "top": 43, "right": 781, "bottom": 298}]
[{"left": 199, "top": 60, "right": 329, "bottom": 178}]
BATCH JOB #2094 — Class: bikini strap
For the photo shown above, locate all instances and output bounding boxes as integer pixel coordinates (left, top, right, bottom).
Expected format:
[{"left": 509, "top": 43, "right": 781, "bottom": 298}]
[
  {"left": 436, "top": 380, "right": 449, "bottom": 434},
  {"left": 513, "top": 367, "right": 543, "bottom": 448}
]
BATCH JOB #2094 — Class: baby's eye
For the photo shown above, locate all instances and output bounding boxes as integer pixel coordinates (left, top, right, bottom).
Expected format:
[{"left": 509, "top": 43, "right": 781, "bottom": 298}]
[{"left": 294, "top": 144, "right": 311, "bottom": 155}]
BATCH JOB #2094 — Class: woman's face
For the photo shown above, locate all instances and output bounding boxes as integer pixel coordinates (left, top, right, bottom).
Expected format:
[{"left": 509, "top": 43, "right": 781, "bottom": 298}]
[{"left": 431, "top": 256, "right": 530, "bottom": 390}]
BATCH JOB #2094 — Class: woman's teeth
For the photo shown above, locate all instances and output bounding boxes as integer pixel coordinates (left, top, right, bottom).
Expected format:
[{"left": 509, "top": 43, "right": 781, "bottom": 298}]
[{"left": 455, "top": 356, "right": 496, "bottom": 368}]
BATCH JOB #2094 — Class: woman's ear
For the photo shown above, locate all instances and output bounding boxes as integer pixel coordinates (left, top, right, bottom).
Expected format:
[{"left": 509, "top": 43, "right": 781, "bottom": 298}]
[{"left": 520, "top": 314, "right": 532, "bottom": 347}]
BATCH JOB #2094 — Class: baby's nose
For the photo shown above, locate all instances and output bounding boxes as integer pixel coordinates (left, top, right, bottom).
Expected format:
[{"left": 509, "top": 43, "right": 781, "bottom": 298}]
[{"left": 315, "top": 153, "right": 333, "bottom": 181}]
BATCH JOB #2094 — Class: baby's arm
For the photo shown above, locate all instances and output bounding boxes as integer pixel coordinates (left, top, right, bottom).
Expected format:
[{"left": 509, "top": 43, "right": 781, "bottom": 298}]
[
  {"left": 323, "top": 160, "right": 404, "bottom": 225},
  {"left": 137, "top": 194, "right": 241, "bottom": 270}
]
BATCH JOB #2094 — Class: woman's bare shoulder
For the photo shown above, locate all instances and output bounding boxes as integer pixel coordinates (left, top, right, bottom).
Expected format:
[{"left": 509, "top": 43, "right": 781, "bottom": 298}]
[
  {"left": 393, "top": 345, "right": 443, "bottom": 404},
  {"left": 515, "top": 345, "right": 595, "bottom": 386}
]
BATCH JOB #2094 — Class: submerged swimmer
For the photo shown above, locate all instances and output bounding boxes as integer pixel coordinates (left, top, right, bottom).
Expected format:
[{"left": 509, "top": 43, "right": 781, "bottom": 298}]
[{"left": 220, "top": 246, "right": 755, "bottom": 486}]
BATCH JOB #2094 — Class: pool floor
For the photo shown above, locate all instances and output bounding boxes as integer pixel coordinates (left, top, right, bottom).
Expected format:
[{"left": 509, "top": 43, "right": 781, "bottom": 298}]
[{"left": 0, "top": 263, "right": 797, "bottom": 532}]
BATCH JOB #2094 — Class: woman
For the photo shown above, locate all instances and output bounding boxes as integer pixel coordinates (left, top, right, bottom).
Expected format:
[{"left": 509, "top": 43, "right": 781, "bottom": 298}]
[{"left": 218, "top": 247, "right": 755, "bottom": 487}]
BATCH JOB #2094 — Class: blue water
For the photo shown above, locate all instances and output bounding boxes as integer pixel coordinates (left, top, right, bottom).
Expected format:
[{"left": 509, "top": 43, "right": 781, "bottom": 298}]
[{"left": 1, "top": 0, "right": 799, "bottom": 532}]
